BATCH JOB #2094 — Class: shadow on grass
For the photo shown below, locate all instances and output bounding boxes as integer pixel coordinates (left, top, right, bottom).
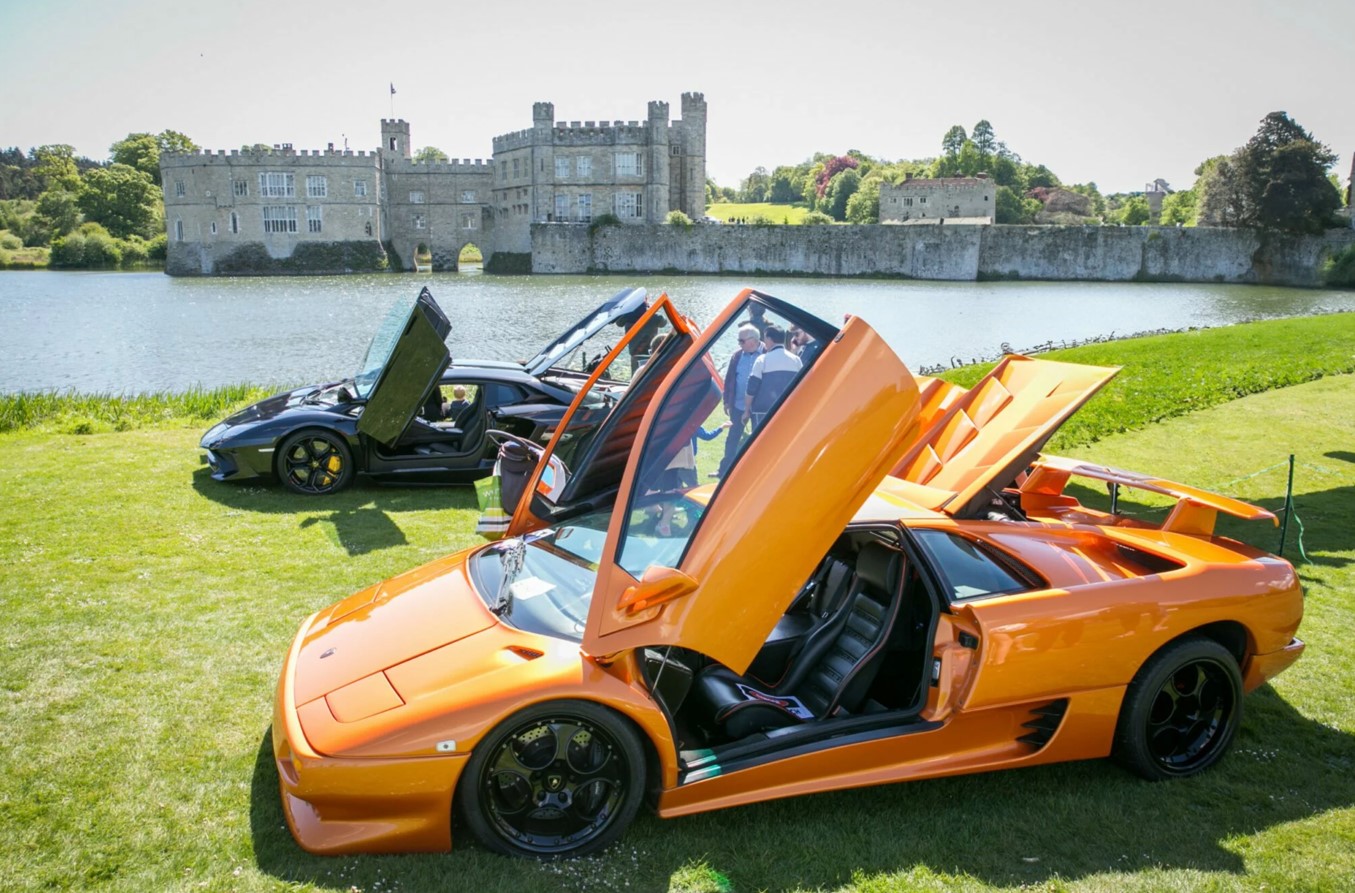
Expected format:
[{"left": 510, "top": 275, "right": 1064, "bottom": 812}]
[
  {"left": 248, "top": 687, "right": 1355, "bottom": 892},
  {"left": 191, "top": 467, "right": 478, "bottom": 557}
]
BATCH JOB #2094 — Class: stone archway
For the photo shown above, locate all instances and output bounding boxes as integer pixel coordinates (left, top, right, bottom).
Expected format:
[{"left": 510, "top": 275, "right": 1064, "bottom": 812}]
[
  {"left": 457, "top": 242, "right": 483, "bottom": 271},
  {"left": 414, "top": 242, "right": 433, "bottom": 272}
]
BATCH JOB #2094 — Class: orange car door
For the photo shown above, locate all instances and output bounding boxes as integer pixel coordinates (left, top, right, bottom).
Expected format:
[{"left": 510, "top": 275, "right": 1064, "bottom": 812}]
[{"left": 582, "top": 292, "right": 924, "bottom": 672}]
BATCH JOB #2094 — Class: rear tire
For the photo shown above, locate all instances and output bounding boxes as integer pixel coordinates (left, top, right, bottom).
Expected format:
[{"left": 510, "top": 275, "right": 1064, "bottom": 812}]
[{"left": 1113, "top": 635, "right": 1242, "bottom": 780}]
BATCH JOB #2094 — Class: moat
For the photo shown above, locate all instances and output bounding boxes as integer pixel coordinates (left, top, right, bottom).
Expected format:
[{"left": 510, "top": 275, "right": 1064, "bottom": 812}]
[{"left": 2, "top": 271, "right": 1353, "bottom": 394}]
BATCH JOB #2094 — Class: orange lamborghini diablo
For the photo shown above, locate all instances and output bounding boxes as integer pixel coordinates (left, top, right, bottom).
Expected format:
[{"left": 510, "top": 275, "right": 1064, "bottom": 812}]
[{"left": 273, "top": 289, "right": 1304, "bottom": 859}]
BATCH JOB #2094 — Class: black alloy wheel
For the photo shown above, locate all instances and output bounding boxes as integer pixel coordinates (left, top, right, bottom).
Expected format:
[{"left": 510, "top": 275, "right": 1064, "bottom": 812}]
[
  {"left": 1114, "top": 635, "right": 1243, "bottom": 780},
  {"left": 277, "top": 430, "right": 354, "bottom": 495},
  {"left": 459, "top": 700, "right": 646, "bottom": 858}
]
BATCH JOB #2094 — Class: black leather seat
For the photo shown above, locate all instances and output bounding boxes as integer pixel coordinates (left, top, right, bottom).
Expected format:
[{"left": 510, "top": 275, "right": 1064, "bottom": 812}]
[{"left": 690, "top": 542, "right": 901, "bottom": 741}]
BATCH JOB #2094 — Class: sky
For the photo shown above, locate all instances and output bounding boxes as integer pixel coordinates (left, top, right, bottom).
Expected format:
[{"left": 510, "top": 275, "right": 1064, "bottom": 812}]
[{"left": 2, "top": 0, "right": 1352, "bottom": 196}]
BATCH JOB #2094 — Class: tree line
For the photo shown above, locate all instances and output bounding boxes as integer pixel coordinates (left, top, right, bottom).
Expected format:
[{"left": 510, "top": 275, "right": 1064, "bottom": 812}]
[
  {"left": 711, "top": 111, "right": 1345, "bottom": 234},
  {"left": 0, "top": 130, "right": 196, "bottom": 269}
]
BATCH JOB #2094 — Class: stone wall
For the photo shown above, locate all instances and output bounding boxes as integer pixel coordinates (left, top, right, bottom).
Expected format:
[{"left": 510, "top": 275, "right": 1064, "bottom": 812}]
[{"left": 531, "top": 223, "right": 1355, "bottom": 287}]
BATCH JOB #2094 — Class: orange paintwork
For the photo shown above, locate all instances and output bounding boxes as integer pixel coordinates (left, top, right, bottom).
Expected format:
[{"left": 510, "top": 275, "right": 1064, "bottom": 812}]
[{"left": 273, "top": 294, "right": 1304, "bottom": 856}]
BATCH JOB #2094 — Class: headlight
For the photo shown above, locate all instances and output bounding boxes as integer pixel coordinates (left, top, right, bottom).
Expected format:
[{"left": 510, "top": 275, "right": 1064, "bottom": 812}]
[{"left": 201, "top": 422, "right": 230, "bottom": 447}]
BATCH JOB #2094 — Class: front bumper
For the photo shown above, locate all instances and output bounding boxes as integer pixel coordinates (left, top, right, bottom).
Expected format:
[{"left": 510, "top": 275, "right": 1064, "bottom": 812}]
[{"left": 273, "top": 611, "right": 469, "bottom": 855}]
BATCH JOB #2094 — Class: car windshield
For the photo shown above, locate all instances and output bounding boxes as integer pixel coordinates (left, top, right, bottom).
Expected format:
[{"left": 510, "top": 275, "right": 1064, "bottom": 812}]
[
  {"left": 523, "top": 287, "right": 648, "bottom": 377},
  {"left": 467, "top": 501, "right": 704, "bottom": 642},
  {"left": 353, "top": 292, "right": 420, "bottom": 400}
]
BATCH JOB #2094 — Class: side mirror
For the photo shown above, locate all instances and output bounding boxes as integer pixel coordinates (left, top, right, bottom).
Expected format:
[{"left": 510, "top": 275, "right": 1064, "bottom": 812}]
[{"left": 616, "top": 565, "right": 698, "bottom": 615}]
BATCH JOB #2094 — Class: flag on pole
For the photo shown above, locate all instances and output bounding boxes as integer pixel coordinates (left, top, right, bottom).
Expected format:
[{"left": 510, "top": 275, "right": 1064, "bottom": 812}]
[{"left": 390, "top": 83, "right": 396, "bottom": 95}]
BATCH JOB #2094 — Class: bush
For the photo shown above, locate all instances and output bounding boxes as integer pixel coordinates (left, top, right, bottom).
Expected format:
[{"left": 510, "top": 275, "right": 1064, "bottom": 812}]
[
  {"left": 120, "top": 235, "right": 150, "bottom": 265},
  {"left": 588, "top": 213, "right": 622, "bottom": 235},
  {"left": 801, "top": 212, "right": 835, "bottom": 226},
  {"left": 665, "top": 210, "right": 693, "bottom": 227},
  {"left": 146, "top": 233, "right": 168, "bottom": 261},
  {"left": 0, "top": 230, "right": 22, "bottom": 250},
  {"left": 1322, "top": 243, "right": 1355, "bottom": 288}
]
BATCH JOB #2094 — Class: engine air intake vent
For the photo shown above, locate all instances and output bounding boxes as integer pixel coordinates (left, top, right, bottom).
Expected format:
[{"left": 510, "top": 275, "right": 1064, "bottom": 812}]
[{"left": 1017, "top": 699, "right": 1069, "bottom": 750}]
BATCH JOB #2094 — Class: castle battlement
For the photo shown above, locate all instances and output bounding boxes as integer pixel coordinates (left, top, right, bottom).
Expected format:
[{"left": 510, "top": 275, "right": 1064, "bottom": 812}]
[
  {"left": 386, "top": 157, "right": 492, "bottom": 173},
  {"left": 493, "top": 121, "right": 661, "bottom": 151},
  {"left": 160, "top": 148, "right": 379, "bottom": 169}
]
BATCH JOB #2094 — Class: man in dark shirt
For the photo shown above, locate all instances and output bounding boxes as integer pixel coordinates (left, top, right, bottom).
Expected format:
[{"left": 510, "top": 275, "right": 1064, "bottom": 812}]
[{"left": 713, "top": 324, "right": 763, "bottom": 478}]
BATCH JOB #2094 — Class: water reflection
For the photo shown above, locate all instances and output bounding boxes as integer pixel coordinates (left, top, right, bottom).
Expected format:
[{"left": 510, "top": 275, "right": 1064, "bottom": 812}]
[{"left": 2, "top": 270, "right": 1353, "bottom": 394}]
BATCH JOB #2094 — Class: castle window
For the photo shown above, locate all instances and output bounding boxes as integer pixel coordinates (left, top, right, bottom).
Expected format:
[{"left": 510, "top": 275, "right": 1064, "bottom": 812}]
[
  {"left": 230, "top": 211, "right": 239, "bottom": 234},
  {"left": 577, "top": 156, "right": 591, "bottom": 178},
  {"left": 614, "top": 191, "right": 642, "bottom": 219},
  {"left": 262, "top": 205, "right": 298, "bottom": 233},
  {"left": 555, "top": 156, "right": 570, "bottom": 178},
  {"left": 210, "top": 221, "right": 217, "bottom": 235},
  {"left": 307, "top": 206, "right": 322, "bottom": 233},
  {"left": 462, "top": 214, "right": 476, "bottom": 230},
  {"left": 410, "top": 190, "right": 425, "bottom": 204},
  {"left": 365, "top": 221, "right": 373, "bottom": 236},
  {"left": 233, "top": 179, "right": 248, "bottom": 197},
  {"left": 614, "top": 152, "right": 642, "bottom": 177},
  {"left": 460, "top": 190, "right": 476, "bottom": 203},
  {"left": 554, "top": 194, "right": 568, "bottom": 221},
  {"left": 671, "top": 145, "right": 681, "bottom": 156},
  {"left": 413, "top": 214, "right": 426, "bottom": 229},
  {"left": 306, "top": 175, "right": 328, "bottom": 198},
  {"left": 175, "top": 180, "right": 185, "bottom": 197},
  {"left": 389, "top": 136, "right": 398, "bottom": 152},
  {"left": 354, "top": 179, "right": 368, "bottom": 197},
  {"left": 512, "top": 158, "right": 521, "bottom": 178},
  {"left": 175, "top": 219, "right": 183, "bottom": 241},
  {"left": 259, "top": 172, "right": 295, "bottom": 198},
  {"left": 577, "top": 193, "right": 592, "bottom": 221}
]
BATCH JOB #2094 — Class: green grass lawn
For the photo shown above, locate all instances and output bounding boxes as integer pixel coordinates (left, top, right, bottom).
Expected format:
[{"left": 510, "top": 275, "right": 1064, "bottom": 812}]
[
  {"left": 3, "top": 317, "right": 1355, "bottom": 892},
  {"left": 705, "top": 202, "right": 812, "bottom": 225}
]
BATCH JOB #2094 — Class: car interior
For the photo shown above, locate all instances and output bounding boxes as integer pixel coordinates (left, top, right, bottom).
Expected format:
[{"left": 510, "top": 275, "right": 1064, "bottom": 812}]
[
  {"left": 384, "top": 383, "right": 488, "bottom": 458},
  {"left": 639, "top": 526, "right": 940, "bottom": 775}
]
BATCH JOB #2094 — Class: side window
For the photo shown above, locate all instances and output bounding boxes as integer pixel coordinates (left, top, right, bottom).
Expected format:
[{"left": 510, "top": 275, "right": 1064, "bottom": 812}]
[
  {"left": 615, "top": 296, "right": 834, "bottom": 578},
  {"left": 486, "top": 383, "right": 525, "bottom": 407},
  {"left": 911, "top": 529, "right": 1036, "bottom": 602}
]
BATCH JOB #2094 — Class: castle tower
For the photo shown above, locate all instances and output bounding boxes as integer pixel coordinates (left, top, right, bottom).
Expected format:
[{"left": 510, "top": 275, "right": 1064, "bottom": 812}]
[
  {"left": 674, "top": 92, "right": 707, "bottom": 219},
  {"left": 381, "top": 119, "right": 411, "bottom": 160},
  {"left": 647, "top": 101, "right": 671, "bottom": 222},
  {"left": 533, "top": 102, "right": 555, "bottom": 128}
]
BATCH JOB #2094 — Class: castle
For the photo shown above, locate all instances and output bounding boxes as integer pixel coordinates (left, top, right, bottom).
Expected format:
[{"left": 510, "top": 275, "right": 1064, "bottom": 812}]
[{"left": 159, "top": 93, "right": 706, "bottom": 275}]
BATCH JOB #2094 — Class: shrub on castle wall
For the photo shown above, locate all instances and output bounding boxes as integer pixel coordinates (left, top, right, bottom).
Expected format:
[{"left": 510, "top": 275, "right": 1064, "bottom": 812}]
[
  {"left": 213, "top": 241, "right": 389, "bottom": 275},
  {"left": 1321, "top": 243, "right": 1355, "bottom": 288},
  {"left": 485, "top": 252, "right": 532, "bottom": 274}
]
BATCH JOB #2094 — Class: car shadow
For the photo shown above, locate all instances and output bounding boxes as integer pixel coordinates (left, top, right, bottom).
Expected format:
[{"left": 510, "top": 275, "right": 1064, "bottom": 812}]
[
  {"left": 248, "top": 687, "right": 1355, "bottom": 891},
  {"left": 191, "top": 467, "right": 478, "bottom": 557}
]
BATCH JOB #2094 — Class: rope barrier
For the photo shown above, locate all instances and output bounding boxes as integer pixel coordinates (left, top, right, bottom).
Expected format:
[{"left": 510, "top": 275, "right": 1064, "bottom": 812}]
[{"left": 1092, "top": 455, "right": 1315, "bottom": 564}]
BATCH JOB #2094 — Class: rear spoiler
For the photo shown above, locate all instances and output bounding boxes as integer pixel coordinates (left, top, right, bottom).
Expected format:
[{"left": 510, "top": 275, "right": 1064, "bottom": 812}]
[{"left": 1020, "top": 454, "right": 1276, "bottom": 537}]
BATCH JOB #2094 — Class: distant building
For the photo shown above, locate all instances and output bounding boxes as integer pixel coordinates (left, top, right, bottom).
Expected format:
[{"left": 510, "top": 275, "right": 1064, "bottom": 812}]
[
  {"left": 879, "top": 175, "right": 995, "bottom": 225},
  {"left": 159, "top": 93, "right": 706, "bottom": 275},
  {"left": 1145, "top": 178, "right": 1170, "bottom": 224}
]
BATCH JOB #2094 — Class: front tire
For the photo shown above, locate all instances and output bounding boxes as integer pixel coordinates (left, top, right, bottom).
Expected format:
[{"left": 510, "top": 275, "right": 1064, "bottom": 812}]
[
  {"left": 277, "top": 430, "right": 354, "bottom": 495},
  {"left": 1114, "top": 635, "right": 1242, "bottom": 780},
  {"left": 458, "top": 700, "right": 646, "bottom": 859}
]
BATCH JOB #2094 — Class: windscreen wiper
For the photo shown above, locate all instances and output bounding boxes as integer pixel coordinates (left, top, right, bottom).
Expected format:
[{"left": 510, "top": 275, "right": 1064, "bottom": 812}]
[{"left": 490, "top": 538, "right": 526, "bottom": 615}]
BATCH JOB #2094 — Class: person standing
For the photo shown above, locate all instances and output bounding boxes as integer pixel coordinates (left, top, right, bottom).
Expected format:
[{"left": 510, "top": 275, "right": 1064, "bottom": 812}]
[
  {"left": 713, "top": 325, "right": 763, "bottom": 478},
  {"left": 746, "top": 324, "right": 803, "bottom": 429}
]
